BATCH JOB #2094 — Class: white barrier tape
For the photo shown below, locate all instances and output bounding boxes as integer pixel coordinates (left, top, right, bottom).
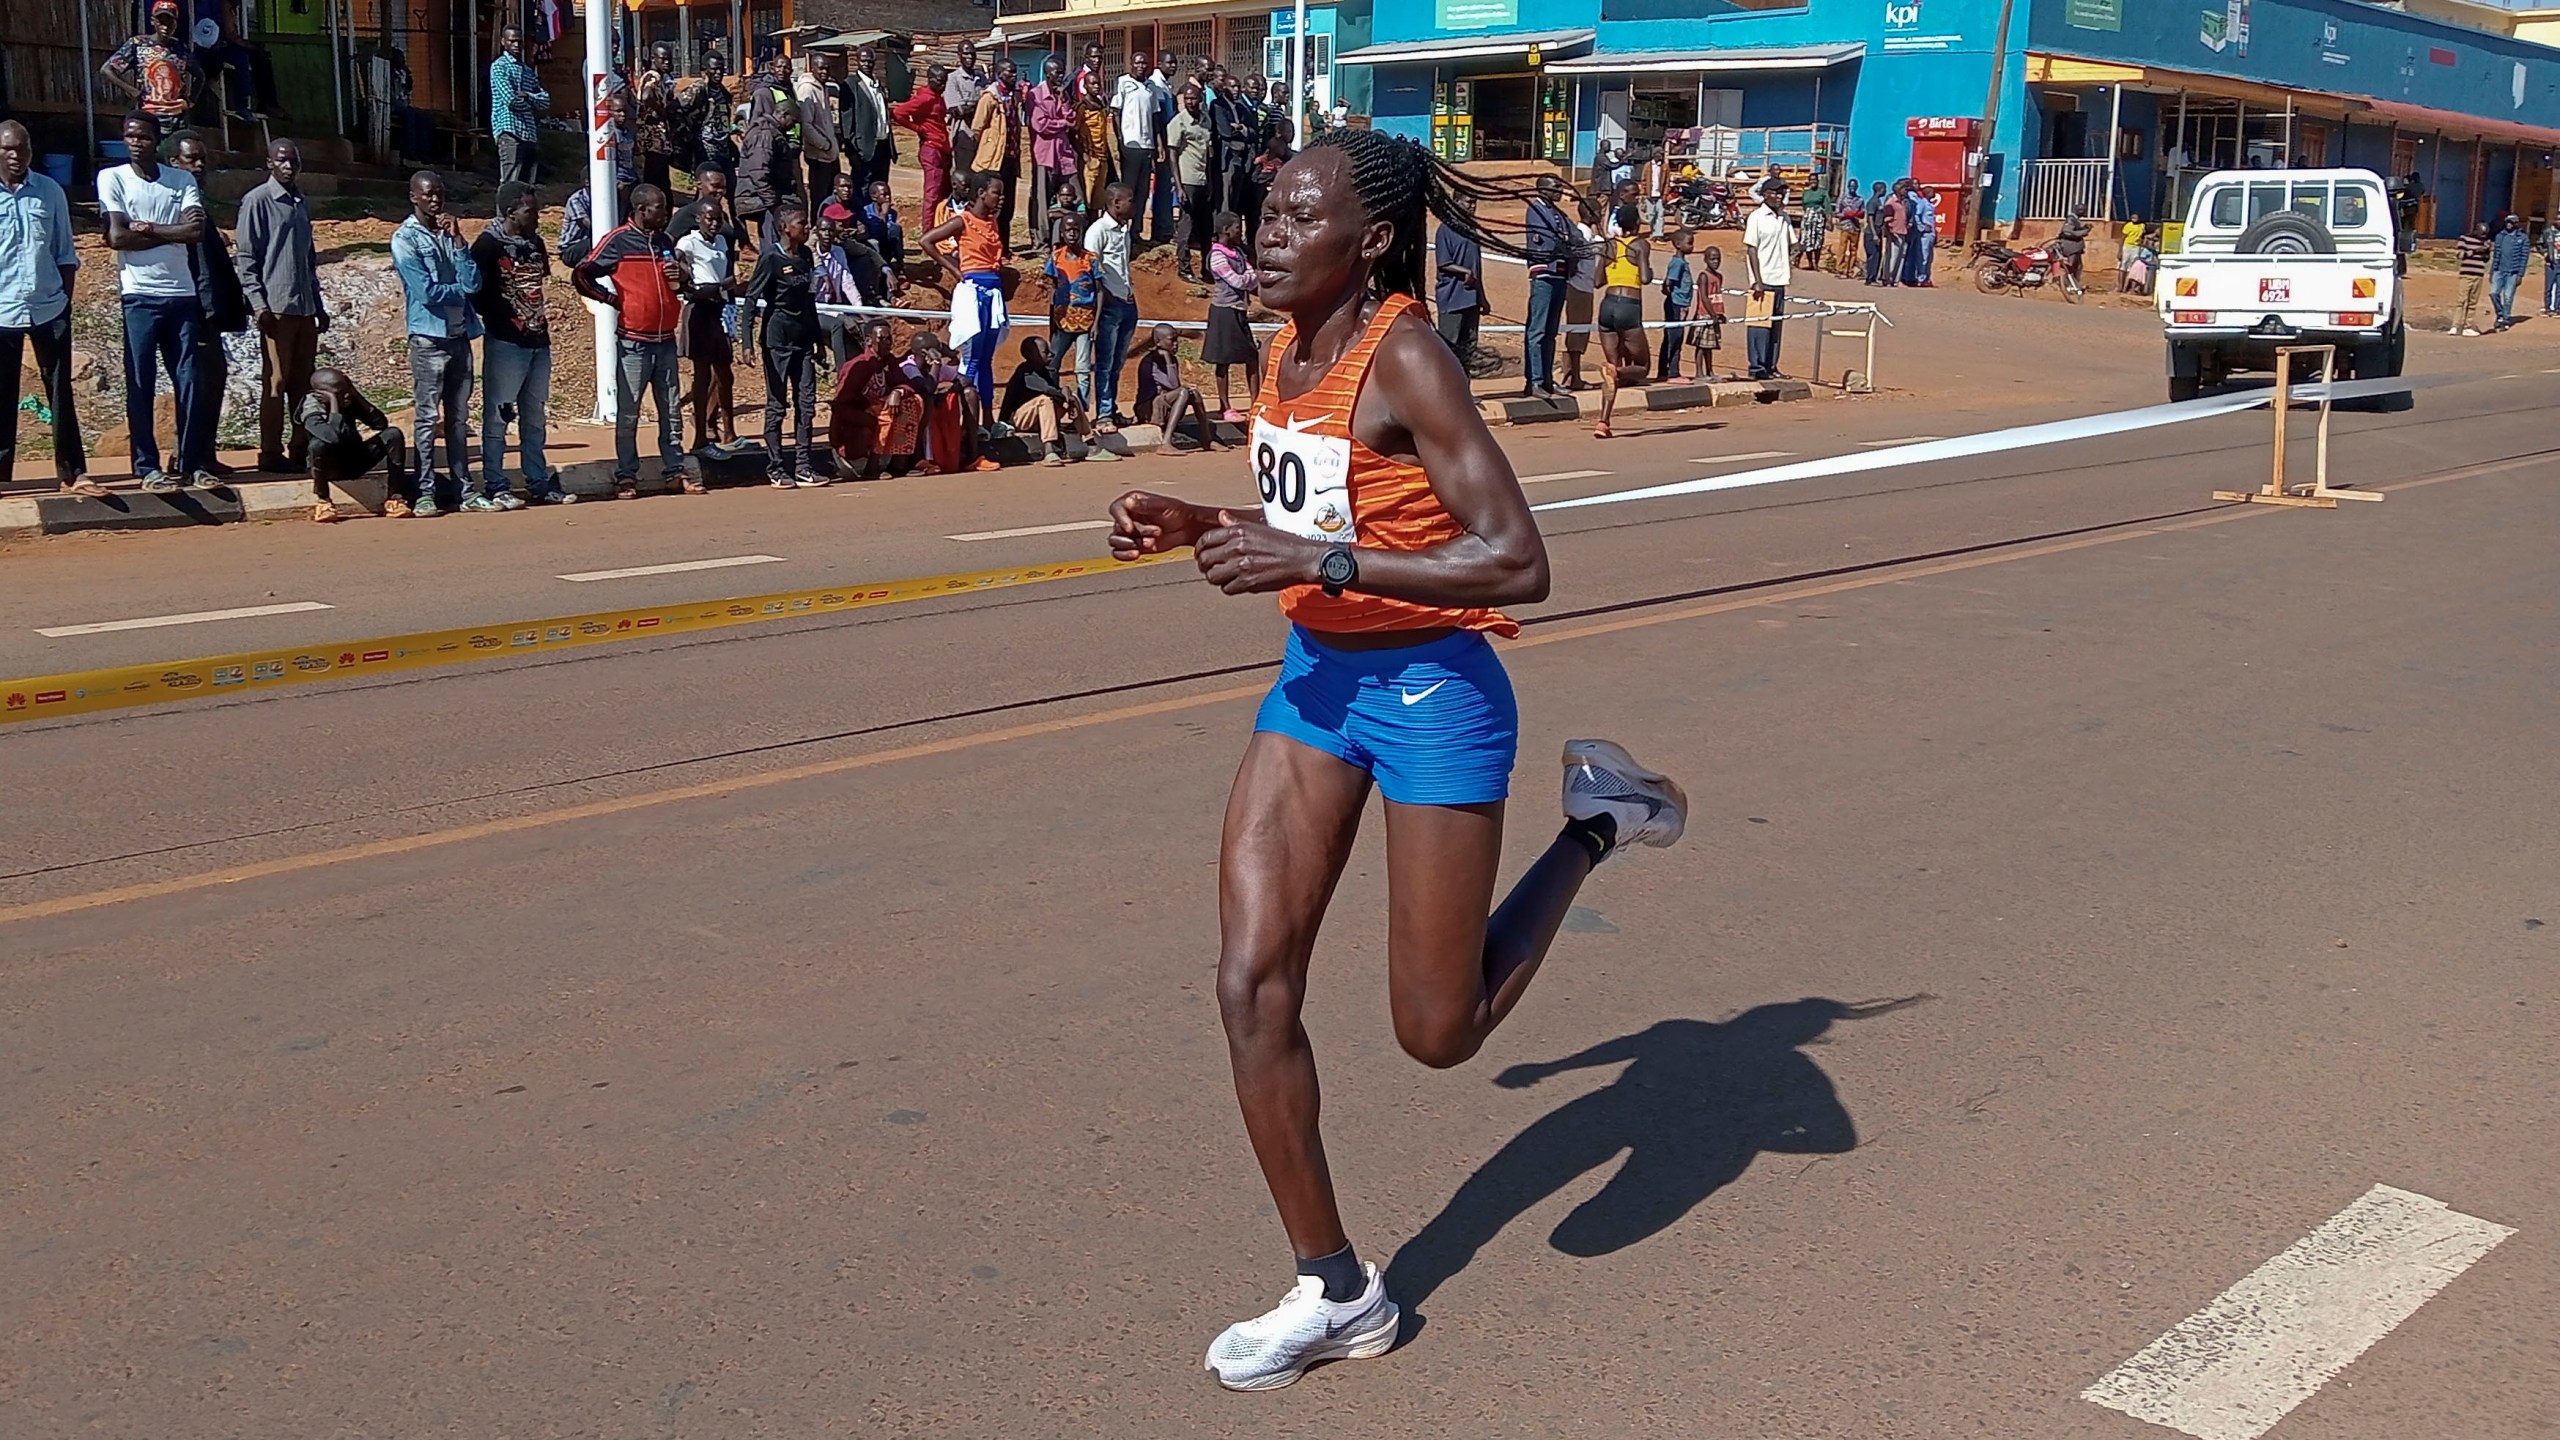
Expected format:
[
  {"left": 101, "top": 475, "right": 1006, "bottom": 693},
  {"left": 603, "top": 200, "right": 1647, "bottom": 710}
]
[
  {"left": 1532, "top": 374, "right": 2431, "bottom": 515},
  {"left": 812, "top": 301, "right": 1880, "bottom": 337}
]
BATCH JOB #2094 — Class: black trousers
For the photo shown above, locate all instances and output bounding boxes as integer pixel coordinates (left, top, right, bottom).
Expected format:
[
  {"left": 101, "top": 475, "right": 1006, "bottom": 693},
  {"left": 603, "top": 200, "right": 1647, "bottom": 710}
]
[
  {"left": 0, "top": 312, "right": 86, "bottom": 479},
  {"left": 1176, "top": 183, "right": 1212, "bottom": 275},
  {"left": 763, "top": 342, "right": 818, "bottom": 476},
  {"left": 1436, "top": 303, "right": 1479, "bottom": 361},
  {"left": 1121, "top": 145, "right": 1160, "bottom": 222},
  {"left": 805, "top": 156, "right": 839, "bottom": 208}
]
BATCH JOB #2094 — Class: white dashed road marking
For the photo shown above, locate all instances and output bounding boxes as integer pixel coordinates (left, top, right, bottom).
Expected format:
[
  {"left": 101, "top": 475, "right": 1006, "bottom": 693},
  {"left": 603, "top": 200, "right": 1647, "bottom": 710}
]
[
  {"left": 2081, "top": 1184, "right": 2515, "bottom": 1440},
  {"left": 1861, "top": 435, "right": 1944, "bottom": 446},
  {"left": 945, "top": 520, "right": 1114, "bottom": 541},
  {"left": 1519, "top": 469, "right": 1613, "bottom": 485},
  {"left": 1688, "top": 450, "right": 1797, "bottom": 465},
  {"left": 558, "top": 555, "right": 787, "bottom": 582},
  {"left": 36, "top": 601, "right": 334, "bottom": 638}
]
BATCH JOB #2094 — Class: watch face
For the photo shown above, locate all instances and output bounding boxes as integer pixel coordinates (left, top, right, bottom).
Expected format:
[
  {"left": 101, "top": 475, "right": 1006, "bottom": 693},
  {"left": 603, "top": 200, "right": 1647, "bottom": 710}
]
[{"left": 1319, "top": 546, "right": 1356, "bottom": 588}]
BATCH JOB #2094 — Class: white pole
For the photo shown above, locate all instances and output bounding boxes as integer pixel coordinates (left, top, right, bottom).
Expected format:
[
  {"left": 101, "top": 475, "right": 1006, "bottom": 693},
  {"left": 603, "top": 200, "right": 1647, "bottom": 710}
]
[
  {"left": 1289, "top": 0, "right": 1307, "bottom": 146},
  {"left": 2104, "top": 83, "right": 2121, "bottom": 220},
  {"left": 588, "top": 0, "right": 620, "bottom": 423},
  {"left": 327, "top": 0, "right": 345, "bottom": 139}
]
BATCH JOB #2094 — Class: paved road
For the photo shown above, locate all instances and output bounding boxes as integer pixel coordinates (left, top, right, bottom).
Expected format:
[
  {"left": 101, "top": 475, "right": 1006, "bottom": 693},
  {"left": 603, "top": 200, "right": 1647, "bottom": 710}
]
[{"left": 3, "top": 360, "right": 2553, "bottom": 1439}]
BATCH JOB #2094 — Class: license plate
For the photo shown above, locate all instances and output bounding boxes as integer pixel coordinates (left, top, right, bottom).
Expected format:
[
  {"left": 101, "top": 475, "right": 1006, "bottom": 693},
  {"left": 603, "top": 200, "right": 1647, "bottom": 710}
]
[{"left": 2259, "top": 277, "right": 2292, "bottom": 304}]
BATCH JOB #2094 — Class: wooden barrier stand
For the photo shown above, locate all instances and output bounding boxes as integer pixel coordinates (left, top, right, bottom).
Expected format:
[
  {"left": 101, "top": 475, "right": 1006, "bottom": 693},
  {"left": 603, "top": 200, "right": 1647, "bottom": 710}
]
[{"left": 2213, "top": 344, "right": 2383, "bottom": 508}]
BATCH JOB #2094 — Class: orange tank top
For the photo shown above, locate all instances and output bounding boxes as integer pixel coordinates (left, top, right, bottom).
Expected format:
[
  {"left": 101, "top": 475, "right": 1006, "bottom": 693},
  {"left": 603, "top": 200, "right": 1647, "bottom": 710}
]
[
  {"left": 1251, "top": 293, "right": 1519, "bottom": 638},
  {"left": 957, "top": 210, "right": 1005, "bottom": 273}
]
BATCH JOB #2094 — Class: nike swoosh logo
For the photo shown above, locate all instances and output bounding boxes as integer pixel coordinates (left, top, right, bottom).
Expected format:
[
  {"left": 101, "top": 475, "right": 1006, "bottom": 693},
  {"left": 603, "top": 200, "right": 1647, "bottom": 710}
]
[
  {"left": 1399, "top": 681, "right": 1448, "bottom": 706},
  {"left": 1597, "top": 790, "right": 1665, "bottom": 819}
]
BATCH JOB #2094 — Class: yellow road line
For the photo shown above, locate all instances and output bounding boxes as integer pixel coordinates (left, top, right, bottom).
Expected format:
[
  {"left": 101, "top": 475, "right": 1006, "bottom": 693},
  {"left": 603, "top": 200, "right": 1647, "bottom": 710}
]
[
  {"left": 0, "top": 455, "right": 2522, "bottom": 927},
  {"left": 1, "top": 552, "right": 1177, "bottom": 725}
]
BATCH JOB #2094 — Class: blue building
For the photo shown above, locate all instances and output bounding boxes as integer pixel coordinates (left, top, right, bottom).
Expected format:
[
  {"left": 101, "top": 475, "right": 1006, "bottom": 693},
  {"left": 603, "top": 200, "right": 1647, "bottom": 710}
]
[{"left": 1337, "top": 0, "right": 2560, "bottom": 236}]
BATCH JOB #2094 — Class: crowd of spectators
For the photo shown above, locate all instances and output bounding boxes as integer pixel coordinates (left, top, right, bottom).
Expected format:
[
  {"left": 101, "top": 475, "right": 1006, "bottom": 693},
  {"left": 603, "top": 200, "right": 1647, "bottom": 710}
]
[{"left": 1, "top": 36, "right": 1874, "bottom": 516}]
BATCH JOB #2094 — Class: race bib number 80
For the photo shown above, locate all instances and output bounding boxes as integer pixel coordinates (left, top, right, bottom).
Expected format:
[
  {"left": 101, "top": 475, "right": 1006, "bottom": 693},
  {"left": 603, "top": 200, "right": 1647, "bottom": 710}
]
[{"left": 1251, "top": 415, "right": 1357, "bottom": 544}]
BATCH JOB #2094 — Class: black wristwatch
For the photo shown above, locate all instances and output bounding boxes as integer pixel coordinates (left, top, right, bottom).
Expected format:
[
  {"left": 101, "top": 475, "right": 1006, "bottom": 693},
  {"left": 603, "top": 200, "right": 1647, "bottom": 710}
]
[{"left": 1317, "top": 545, "right": 1359, "bottom": 598}]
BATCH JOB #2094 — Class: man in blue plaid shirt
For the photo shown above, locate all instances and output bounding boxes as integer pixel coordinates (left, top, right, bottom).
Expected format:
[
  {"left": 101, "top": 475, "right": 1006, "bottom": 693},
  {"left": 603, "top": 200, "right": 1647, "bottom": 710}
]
[{"left": 489, "top": 24, "right": 549, "bottom": 186}]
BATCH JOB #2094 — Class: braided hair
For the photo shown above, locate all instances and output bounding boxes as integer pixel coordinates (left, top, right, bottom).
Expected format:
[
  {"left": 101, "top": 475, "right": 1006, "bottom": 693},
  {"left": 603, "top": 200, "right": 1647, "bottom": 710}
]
[{"left": 1302, "top": 127, "right": 1584, "bottom": 321}]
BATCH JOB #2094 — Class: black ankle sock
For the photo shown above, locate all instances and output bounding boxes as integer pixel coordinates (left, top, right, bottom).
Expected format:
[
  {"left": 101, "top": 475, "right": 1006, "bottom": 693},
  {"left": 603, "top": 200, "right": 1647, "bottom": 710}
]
[
  {"left": 1561, "top": 812, "right": 1618, "bottom": 866},
  {"left": 1298, "top": 1243, "right": 1364, "bottom": 1303}
]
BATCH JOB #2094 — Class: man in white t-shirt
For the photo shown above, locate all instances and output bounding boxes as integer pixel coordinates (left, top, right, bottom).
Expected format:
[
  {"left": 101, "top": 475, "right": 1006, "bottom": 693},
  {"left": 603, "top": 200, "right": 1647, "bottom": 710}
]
[
  {"left": 1084, "top": 182, "right": 1139, "bottom": 428},
  {"left": 97, "top": 109, "right": 211, "bottom": 490},
  {"left": 1109, "top": 53, "right": 1161, "bottom": 247},
  {"left": 1741, "top": 178, "right": 1796, "bottom": 381}
]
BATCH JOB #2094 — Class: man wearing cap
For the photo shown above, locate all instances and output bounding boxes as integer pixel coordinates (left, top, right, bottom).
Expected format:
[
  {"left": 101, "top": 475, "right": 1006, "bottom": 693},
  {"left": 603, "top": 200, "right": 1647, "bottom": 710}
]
[
  {"left": 2488, "top": 212, "right": 2529, "bottom": 332},
  {"left": 102, "top": 2, "right": 206, "bottom": 142}
]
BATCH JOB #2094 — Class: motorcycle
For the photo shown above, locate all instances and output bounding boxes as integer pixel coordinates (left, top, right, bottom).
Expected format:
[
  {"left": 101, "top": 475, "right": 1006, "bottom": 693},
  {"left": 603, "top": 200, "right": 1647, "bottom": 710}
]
[
  {"left": 1671, "top": 176, "right": 1738, "bottom": 231},
  {"left": 1972, "top": 240, "right": 2079, "bottom": 299}
]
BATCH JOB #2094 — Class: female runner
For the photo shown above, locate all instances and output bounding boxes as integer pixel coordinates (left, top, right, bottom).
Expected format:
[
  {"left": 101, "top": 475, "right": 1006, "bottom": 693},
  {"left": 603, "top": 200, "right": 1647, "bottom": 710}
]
[
  {"left": 1106, "top": 129, "right": 1690, "bottom": 1392},
  {"left": 1592, "top": 201, "right": 1653, "bottom": 440}
]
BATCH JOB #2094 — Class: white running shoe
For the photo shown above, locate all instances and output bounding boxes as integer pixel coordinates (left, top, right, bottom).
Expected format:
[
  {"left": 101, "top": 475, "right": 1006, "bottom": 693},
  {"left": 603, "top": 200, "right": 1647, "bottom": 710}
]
[
  {"left": 1204, "top": 1264, "right": 1400, "bottom": 1392},
  {"left": 1562, "top": 738, "right": 1689, "bottom": 853}
]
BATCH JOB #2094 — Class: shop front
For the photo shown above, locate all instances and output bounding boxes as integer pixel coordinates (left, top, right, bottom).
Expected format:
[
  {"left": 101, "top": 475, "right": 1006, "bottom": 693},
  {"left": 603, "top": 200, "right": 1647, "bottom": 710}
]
[{"left": 1345, "top": 26, "right": 1592, "bottom": 163}]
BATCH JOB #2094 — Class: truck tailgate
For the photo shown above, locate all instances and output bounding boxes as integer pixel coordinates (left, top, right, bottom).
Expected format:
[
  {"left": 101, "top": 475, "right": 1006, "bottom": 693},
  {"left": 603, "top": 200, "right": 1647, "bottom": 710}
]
[{"left": 2160, "top": 258, "right": 2394, "bottom": 327}]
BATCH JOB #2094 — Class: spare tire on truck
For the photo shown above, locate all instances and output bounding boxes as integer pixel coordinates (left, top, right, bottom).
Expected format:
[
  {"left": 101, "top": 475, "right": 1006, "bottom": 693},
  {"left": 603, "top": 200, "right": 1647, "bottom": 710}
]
[{"left": 2233, "top": 211, "right": 2338, "bottom": 255}]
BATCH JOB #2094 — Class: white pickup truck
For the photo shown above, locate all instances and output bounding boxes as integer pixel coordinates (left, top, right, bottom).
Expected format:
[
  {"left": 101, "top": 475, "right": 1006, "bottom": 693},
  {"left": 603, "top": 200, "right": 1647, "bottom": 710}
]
[{"left": 2157, "top": 167, "right": 2406, "bottom": 401}]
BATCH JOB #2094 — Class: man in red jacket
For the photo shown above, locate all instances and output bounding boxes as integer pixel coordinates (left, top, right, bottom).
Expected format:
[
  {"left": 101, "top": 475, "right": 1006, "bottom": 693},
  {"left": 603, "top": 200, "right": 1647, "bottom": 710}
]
[
  {"left": 894, "top": 63, "right": 954, "bottom": 223},
  {"left": 573, "top": 184, "right": 702, "bottom": 499}
]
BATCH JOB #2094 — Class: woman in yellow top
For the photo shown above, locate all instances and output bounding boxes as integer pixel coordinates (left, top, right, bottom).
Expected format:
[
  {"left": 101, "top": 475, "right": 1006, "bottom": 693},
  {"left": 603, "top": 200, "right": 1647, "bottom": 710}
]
[{"left": 1593, "top": 205, "right": 1653, "bottom": 439}]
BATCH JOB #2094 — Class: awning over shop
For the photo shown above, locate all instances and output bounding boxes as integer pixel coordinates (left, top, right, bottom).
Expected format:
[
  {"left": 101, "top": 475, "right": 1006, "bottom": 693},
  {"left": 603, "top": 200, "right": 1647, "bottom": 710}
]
[
  {"left": 1545, "top": 43, "right": 1864, "bottom": 75},
  {"left": 1334, "top": 28, "right": 1595, "bottom": 67},
  {"left": 2348, "top": 96, "right": 2560, "bottom": 151},
  {"left": 2025, "top": 52, "right": 2358, "bottom": 118}
]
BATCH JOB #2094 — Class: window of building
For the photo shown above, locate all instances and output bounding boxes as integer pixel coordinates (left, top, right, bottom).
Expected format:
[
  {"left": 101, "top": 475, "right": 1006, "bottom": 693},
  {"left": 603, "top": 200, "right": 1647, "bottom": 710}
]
[
  {"left": 1221, "top": 15, "right": 1269, "bottom": 79},
  {"left": 1162, "top": 20, "right": 1213, "bottom": 73}
]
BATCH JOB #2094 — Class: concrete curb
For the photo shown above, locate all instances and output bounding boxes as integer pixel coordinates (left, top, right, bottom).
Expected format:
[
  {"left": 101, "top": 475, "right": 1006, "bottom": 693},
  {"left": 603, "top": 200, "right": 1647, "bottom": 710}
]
[{"left": 1479, "top": 377, "right": 1814, "bottom": 425}]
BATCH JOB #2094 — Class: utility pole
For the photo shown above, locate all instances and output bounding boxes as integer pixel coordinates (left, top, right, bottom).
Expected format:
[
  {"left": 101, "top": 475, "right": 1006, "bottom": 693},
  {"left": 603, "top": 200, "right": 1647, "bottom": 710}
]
[
  {"left": 1961, "top": 0, "right": 2019, "bottom": 249},
  {"left": 586, "top": 0, "right": 618, "bottom": 423}
]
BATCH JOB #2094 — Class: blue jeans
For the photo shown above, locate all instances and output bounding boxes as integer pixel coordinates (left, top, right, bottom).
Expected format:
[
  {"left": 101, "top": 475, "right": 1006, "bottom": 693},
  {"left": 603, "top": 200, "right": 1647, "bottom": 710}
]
[
  {"left": 615, "top": 337, "right": 684, "bottom": 482},
  {"left": 1092, "top": 294, "right": 1140, "bottom": 422},
  {"left": 481, "top": 339, "right": 556, "bottom": 495},
  {"left": 1524, "top": 273, "right": 1569, "bottom": 389},
  {"left": 1747, "top": 286, "right": 1787, "bottom": 379},
  {"left": 2490, "top": 269, "right": 2522, "bottom": 326},
  {"left": 407, "top": 334, "right": 474, "bottom": 499},
  {"left": 120, "top": 293, "right": 205, "bottom": 477},
  {"left": 2545, "top": 260, "right": 2560, "bottom": 314}
]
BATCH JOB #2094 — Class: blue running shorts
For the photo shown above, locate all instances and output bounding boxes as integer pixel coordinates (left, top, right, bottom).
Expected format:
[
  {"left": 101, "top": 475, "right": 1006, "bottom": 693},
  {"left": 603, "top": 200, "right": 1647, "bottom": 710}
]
[{"left": 1254, "top": 625, "right": 1520, "bottom": 805}]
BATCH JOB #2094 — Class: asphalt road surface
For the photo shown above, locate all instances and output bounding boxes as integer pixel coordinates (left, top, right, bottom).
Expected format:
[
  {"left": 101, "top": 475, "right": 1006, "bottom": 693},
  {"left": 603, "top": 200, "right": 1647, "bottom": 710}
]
[{"left": 4, "top": 356, "right": 2554, "bottom": 1439}]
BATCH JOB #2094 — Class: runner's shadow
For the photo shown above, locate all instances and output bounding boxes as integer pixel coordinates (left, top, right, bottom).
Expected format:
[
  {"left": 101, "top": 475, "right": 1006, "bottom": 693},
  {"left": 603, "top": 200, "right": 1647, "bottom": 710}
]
[{"left": 1385, "top": 996, "right": 1927, "bottom": 1322}]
